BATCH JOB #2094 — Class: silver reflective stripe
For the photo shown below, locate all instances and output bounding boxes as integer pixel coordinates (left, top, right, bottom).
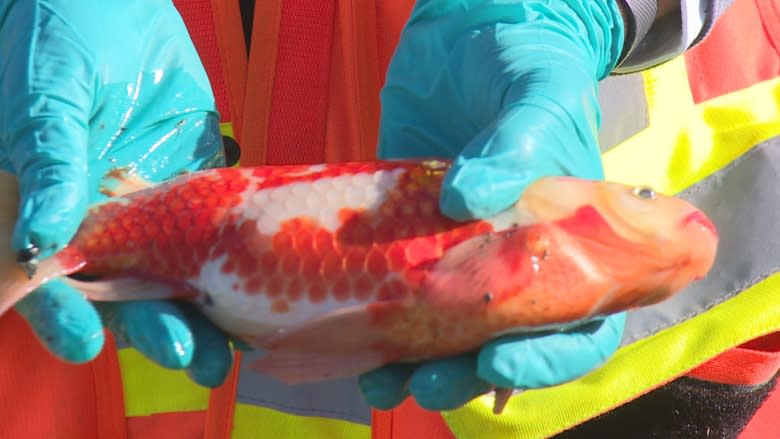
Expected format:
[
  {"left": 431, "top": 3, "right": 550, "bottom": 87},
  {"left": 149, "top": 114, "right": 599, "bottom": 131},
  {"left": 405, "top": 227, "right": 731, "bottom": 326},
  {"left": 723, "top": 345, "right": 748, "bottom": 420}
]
[
  {"left": 597, "top": 74, "right": 648, "bottom": 152},
  {"left": 622, "top": 138, "right": 780, "bottom": 345},
  {"left": 236, "top": 350, "right": 372, "bottom": 425}
]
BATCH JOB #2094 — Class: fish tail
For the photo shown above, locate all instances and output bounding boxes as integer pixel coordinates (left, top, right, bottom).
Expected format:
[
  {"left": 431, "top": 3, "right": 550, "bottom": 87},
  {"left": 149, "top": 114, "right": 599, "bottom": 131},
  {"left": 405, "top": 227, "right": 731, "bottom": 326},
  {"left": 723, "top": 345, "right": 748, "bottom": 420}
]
[
  {"left": 0, "top": 170, "right": 86, "bottom": 316},
  {"left": 0, "top": 249, "right": 86, "bottom": 317}
]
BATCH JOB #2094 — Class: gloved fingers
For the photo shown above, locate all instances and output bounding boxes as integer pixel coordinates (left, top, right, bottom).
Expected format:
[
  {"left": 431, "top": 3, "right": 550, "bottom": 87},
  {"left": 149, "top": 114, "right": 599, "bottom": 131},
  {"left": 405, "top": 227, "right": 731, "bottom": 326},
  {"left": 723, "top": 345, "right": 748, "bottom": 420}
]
[
  {"left": 440, "top": 96, "right": 605, "bottom": 221},
  {"left": 477, "top": 312, "right": 627, "bottom": 389},
  {"left": 97, "top": 300, "right": 195, "bottom": 370},
  {"left": 1, "top": 2, "right": 93, "bottom": 258},
  {"left": 407, "top": 355, "right": 494, "bottom": 411},
  {"left": 12, "top": 160, "right": 88, "bottom": 260},
  {"left": 97, "top": 300, "right": 234, "bottom": 388},
  {"left": 179, "top": 304, "right": 235, "bottom": 388},
  {"left": 14, "top": 279, "right": 105, "bottom": 363},
  {"left": 358, "top": 363, "right": 416, "bottom": 410},
  {"left": 230, "top": 337, "right": 255, "bottom": 352}
]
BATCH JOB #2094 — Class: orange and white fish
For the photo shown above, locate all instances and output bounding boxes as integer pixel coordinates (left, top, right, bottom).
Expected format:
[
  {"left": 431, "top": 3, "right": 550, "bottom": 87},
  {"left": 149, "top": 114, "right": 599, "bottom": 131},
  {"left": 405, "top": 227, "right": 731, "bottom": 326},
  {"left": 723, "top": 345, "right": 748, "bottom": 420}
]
[{"left": 0, "top": 160, "right": 718, "bottom": 406}]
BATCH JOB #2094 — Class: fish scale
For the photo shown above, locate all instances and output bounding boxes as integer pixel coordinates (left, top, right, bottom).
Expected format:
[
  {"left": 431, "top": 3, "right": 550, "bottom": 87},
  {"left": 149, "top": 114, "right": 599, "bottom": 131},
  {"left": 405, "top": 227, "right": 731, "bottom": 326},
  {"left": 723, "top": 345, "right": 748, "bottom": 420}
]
[
  {"left": 70, "top": 161, "right": 496, "bottom": 332},
  {"left": 0, "top": 161, "right": 718, "bottom": 410},
  {"left": 191, "top": 162, "right": 497, "bottom": 333}
]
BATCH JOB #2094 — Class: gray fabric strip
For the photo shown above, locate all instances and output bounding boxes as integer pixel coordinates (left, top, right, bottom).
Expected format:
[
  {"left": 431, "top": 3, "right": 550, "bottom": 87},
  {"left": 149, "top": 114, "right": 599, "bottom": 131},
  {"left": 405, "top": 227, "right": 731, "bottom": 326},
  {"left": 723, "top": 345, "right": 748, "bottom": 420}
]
[
  {"left": 236, "top": 351, "right": 372, "bottom": 424},
  {"left": 620, "top": 0, "right": 659, "bottom": 59},
  {"left": 597, "top": 74, "right": 648, "bottom": 151},
  {"left": 621, "top": 139, "right": 780, "bottom": 345}
]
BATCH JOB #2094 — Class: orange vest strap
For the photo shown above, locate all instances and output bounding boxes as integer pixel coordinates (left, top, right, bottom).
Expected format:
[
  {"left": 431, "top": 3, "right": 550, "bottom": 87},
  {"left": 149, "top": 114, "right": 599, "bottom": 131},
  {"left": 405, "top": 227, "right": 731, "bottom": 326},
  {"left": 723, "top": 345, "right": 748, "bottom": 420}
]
[
  {"left": 687, "top": 333, "right": 780, "bottom": 386},
  {"left": 321, "top": 0, "right": 382, "bottom": 163},
  {"left": 240, "top": 1, "right": 284, "bottom": 166},
  {"left": 372, "top": 399, "right": 455, "bottom": 439},
  {"left": 684, "top": 0, "right": 780, "bottom": 103},
  {"left": 207, "top": 0, "right": 249, "bottom": 138},
  {"left": 91, "top": 334, "right": 129, "bottom": 439},
  {"left": 0, "top": 312, "right": 123, "bottom": 438},
  {"left": 127, "top": 411, "right": 206, "bottom": 438},
  {"left": 371, "top": 408, "right": 393, "bottom": 439},
  {"left": 204, "top": 351, "right": 243, "bottom": 438}
]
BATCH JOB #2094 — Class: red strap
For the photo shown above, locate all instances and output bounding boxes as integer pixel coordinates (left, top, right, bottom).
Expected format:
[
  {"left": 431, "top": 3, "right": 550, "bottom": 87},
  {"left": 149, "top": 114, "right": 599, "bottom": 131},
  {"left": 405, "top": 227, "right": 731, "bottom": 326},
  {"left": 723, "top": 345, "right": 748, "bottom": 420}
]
[
  {"left": 688, "top": 332, "right": 780, "bottom": 386},
  {"left": 204, "top": 352, "right": 243, "bottom": 439},
  {"left": 372, "top": 399, "right": 455, "bottom": 439},
  {"left": 240, "top": 1, "right": 283, "bottom": 166},
  {"left": 738, "top": 378, "right": 780, "bottom": 439},
  {"left": 0, "top": 312, "right": 126, "bottom": 438},
  {"left": 127, "top": 411, "right": 206, "bottom": 438},
  {"left": 92, "top": 334, "right": 129, "bottom": 439},
  {"left": 685, "top": 0, "right": 780, "bottom": 103}
]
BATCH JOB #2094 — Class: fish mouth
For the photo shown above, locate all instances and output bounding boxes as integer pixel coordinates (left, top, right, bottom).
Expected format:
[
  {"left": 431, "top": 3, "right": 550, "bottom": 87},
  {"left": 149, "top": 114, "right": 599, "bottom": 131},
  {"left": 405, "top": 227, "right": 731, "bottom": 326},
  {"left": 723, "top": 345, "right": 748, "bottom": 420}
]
[{"left": 680, "top": 211, "right": 718, "bottom": 238}]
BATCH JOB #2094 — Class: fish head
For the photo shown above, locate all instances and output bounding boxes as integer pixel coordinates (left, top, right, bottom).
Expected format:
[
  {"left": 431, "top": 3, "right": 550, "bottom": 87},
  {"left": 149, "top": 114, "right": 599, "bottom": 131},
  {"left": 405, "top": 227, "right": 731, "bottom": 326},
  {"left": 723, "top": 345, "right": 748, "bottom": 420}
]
[
  {"left": 517, "top": 177, "right": 719, "bottom": 300},
  {"left": 595, "top": 180, "right": 718, "bottom": 284}
]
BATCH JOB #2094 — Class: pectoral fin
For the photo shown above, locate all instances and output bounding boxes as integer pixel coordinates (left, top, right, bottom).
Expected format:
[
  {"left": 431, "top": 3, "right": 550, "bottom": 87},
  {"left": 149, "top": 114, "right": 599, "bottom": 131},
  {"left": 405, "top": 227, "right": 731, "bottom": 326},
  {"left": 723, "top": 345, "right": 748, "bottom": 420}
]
[
  {"left": 247, "top": 302, "right": 406, "bottom": 383},
  {"left": 65, "top": 276, "right": 198, "bottom": 302},
  {"left": 255, "top": 301, "right": 404, "bottom": 354}
]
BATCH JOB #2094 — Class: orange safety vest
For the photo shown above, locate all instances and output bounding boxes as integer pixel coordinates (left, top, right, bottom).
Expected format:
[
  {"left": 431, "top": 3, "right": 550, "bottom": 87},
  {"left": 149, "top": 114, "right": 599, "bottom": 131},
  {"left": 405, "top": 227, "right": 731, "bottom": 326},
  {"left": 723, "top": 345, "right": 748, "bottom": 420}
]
[{"left": 0, "top": 0, "right": 777, "bottom": 438}]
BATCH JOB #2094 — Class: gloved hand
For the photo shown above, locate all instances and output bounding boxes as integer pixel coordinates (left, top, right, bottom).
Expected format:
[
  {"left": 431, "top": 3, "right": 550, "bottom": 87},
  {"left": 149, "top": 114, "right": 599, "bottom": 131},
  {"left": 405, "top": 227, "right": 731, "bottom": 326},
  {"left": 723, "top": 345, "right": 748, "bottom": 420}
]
[
  {"left": 0, "top": 0, "right": 231, "bottom": 387},
  {"left": 362, "top": 0, "right": 628, "bottom": 410}
]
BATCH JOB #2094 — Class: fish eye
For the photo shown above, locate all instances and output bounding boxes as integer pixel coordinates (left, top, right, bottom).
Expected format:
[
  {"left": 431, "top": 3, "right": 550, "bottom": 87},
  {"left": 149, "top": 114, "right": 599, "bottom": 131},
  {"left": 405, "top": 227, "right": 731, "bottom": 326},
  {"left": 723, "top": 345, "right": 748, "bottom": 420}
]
[{"left": 633, "top": 186, "right": 656, "bottom": 200}]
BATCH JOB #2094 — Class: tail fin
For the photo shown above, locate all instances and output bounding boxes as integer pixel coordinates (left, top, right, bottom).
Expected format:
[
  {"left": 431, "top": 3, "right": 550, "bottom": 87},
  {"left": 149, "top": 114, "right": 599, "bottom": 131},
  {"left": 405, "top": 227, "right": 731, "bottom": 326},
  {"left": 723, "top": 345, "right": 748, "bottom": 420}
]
[
  {"left": 0, "top": 170, "right": 86, "bottom": 316},
  {"left": 0, "top": 253, "right": 87, "bottom": 316}
]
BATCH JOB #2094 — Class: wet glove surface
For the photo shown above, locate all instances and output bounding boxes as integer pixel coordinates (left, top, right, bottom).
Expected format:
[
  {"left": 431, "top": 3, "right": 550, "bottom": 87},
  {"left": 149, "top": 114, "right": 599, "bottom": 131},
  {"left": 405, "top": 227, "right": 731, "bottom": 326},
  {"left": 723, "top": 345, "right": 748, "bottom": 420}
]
[
  {"left": 0, "top": 0, "right": 231, "bottom": 386},
  {"left": 362, "top": 0, "right": 627, "bottom": 410}
]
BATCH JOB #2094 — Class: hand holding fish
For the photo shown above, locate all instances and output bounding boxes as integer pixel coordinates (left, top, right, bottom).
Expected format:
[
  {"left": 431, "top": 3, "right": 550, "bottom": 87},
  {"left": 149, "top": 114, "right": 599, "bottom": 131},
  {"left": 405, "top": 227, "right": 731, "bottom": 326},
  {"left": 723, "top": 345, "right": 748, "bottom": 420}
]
[
  {"left": 0, "top": 0, "right": 231, "bottom": 386},
  {"left": 369, "top": 0, "right": 630, "bottom": 410}
]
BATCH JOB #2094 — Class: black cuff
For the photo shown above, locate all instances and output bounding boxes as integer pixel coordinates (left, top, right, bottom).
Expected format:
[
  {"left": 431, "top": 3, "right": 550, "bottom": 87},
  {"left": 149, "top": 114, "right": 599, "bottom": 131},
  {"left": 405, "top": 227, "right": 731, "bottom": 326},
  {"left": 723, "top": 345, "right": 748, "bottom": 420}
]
[{"left": 553, "top": 373, "right": 778, "bottom": 438}]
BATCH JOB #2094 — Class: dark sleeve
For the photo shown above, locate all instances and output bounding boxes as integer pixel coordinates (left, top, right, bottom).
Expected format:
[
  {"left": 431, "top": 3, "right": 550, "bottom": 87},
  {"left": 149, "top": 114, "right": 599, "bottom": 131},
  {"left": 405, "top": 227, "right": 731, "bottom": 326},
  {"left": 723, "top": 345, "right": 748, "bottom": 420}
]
[{"left": 614, "top": 0, "right": 736, "bottom": 74}]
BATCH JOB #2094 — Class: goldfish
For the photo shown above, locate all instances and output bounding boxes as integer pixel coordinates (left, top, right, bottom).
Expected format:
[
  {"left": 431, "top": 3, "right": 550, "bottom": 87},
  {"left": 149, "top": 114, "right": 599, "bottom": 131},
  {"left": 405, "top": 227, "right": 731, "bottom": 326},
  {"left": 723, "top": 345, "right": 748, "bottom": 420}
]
[{"left": 0, "top": 160, "right": 718, "bottom": 413}]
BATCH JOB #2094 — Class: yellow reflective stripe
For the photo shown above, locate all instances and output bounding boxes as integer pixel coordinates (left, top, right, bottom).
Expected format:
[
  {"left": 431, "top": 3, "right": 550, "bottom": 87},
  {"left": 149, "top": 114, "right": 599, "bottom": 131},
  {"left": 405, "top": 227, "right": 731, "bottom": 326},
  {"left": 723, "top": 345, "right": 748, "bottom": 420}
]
[
  {"left": 231, "top": 403, "right": 370, "bottom": 438},
  {"left": 118, "top": 348, "right": 210, "bottom": 417},
  {"left": 443, "top": 273, "right": 780, "bottom": 439},
  {"left": 443, "top": 56, "right": 780, "bottom": 437},
  {"left": 220, "top": 121, "right": 235, "bottom": 139},
  {"left": 603, "top": 57, "right": 780, "bottom": 193}
]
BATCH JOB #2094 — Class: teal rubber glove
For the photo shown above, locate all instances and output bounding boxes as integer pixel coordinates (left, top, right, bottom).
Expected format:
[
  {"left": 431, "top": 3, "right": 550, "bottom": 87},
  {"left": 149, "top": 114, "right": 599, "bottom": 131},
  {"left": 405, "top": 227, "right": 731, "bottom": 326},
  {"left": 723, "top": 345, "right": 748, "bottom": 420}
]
[
  {"left": 0, "top": 0, "right": 232, "bottom": 387},
  {"left": 362, "top": 0, "right": 628, "bottom": 410}
]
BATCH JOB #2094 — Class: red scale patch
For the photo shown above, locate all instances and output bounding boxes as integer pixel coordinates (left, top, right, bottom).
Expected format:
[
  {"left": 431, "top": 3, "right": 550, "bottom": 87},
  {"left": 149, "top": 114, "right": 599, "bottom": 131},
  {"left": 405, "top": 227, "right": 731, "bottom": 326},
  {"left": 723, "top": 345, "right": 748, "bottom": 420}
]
[
  {"left": 308, "top": 283, "right": 328, "bottom": 303},
  {"left": 289, "top": 278, "right": 308, "bottom": 302},
  {"left": 353, "top": 274, "right": 375, "bottom": 301},
  {"left": 244, "top": 275, "right": 264, "bottom": 295},
  {"left": 280, "top": 253, "right": 300, "bottom": 275},
  {"left": 72, "top": 169, "right": 250, "bottom": 279},
  {"left": 365, "top": 247, "right": 388, "bottom": 280},
  {"left": 343, "top": 248, "right": 365, "bottom": 272},
  {"left": 266, "top": 276, "right": 286, "bottom": 298},
  {"left": 331, "top": 275, "right": 352, "bottom": 302}
]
